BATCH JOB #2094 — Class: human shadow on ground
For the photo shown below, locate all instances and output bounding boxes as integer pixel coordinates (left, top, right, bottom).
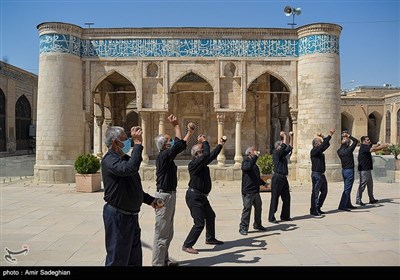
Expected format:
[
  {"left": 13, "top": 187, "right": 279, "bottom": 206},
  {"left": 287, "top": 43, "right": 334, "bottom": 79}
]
[{"left": 179, "top": 234, "right": 271, "bottom": 266}]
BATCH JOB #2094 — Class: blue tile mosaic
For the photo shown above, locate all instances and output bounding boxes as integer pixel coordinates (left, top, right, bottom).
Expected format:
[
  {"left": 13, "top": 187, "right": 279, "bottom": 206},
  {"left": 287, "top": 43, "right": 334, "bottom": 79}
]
[{"left": 39, "top": 34, "right": 339, "bottom": 58}]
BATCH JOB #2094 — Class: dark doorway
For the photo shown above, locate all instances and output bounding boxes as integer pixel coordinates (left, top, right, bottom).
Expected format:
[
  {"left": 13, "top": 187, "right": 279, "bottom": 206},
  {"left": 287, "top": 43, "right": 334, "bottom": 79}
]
[{"left": 15, "top": 95, "right": 31, "bottom": 150}]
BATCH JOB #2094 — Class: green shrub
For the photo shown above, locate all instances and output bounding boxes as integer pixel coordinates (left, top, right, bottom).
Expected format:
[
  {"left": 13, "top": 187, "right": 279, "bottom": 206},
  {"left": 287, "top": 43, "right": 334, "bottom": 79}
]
[
  {"left": 256, "top": 154, "right": 274, "bottom": 175},
  {"left": 74, "top": 154, "right": 101, "bottom": 174},
  {"left": 388, "top": 144, "right": 400, "bottom": 159}
]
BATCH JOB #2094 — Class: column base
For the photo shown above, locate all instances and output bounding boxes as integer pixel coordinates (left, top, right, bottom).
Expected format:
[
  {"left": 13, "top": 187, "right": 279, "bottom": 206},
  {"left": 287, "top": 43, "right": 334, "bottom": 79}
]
[{"left": 34, "top": 164, "right": 76, "bottom": 183}]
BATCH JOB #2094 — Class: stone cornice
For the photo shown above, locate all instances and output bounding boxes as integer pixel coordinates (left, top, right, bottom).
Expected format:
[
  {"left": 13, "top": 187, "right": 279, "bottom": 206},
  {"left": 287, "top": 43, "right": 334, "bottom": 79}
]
[
  {"left": 37, "top": 22, "right": 83, "bottom": 37},
  {"left": 82, "top": 27, "right": 298, "bottom": 39},
  {"left": 297, "top": 23, "right": 342, "bottom": 38}
]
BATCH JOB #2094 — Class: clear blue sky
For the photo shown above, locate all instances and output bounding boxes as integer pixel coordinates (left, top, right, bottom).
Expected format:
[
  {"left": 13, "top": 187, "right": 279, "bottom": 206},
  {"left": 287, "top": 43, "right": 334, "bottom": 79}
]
[{"left": 1, "top": 0, "right": 399, "bottom": 89}]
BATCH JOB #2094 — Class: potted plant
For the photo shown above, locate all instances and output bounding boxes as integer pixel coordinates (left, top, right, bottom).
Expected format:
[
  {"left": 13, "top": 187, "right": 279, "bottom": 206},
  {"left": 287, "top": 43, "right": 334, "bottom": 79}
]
[
  {"left": 74, "top": 154, "right": 102, "bottom": 192},
  {"left": 257, "top": 154, "right": 274, "bottom": 192}
]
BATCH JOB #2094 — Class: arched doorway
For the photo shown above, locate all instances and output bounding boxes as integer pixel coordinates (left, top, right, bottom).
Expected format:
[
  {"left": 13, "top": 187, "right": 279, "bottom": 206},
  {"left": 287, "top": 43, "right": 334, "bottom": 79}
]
[
  {"left": 0, "top": 89, "right": 5, "bottom": 151},
  {"left": 367, "top": 112, "right": 381, "bottom": 144},
  {"left": 15, "top": 95, "right": 31, "bottom": 150},
  {"left": 93, "top": 71, "right": 137, "bottom": 154},
  {"left": 169, "top": 71, "right": 214, "bottom": 158},
  {"left": 246, "top": 73, "right": 290, "bottom": 154},
  {"left": 341, "top": 112, "right": 354, "bottom": 134}
]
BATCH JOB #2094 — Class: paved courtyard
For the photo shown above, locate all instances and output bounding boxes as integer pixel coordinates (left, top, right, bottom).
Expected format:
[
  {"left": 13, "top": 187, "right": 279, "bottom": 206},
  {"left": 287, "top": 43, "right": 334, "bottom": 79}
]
[{"left": 1, "top": 176, "right": 399, "bottom": 267}]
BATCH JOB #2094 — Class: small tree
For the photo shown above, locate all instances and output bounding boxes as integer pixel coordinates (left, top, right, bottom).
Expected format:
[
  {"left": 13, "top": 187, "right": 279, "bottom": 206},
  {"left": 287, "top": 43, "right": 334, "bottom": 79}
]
[
  {"left": 74, "top": 154, "right": 101, "bottom": 174},
  {"left": 256, "top": 154, "right": 274, "bottom": 175}
]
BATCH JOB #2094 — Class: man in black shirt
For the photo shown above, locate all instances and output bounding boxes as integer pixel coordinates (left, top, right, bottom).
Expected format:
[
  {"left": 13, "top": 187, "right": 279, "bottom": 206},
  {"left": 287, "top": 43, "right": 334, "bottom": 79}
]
[
  {"left": 102, "top": 126, "right": 159, "bottom": 266},
  {"left": 337, "top": 132, "right": 359, "bottom": 211},
  {"left": 356, "top": 136, "right": 389, "bottom": 205},
  {"left": 310, "top": 128, "right": 335, "bottom": 216},
  {"left": 182, "top": 135, "right": 226, "bottom": 254},
  {"left": 152, "top": 115, "right": 195, "bottom": 266},
  {"left": 268, "top": 131, "right": 293, "bottom": 223},
  {"left": 239, "top": 146, "right": 267, "bottom": 236}
]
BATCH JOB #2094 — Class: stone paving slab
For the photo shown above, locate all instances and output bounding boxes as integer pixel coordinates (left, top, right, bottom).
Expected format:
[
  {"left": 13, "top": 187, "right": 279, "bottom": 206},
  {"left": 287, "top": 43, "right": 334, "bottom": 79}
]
[{"left": 0, "top": 178, "right": 399, "bottom": 267}]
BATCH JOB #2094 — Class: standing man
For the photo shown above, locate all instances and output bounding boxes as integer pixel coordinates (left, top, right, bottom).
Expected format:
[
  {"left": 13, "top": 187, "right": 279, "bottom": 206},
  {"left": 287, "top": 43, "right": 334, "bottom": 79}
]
[
  {"left": 102, "top": 126, "right": 159, "bottom": 266},
  {"left": 337, "top": 132, "right": 359, "bottom": 211},
  {"left": 268, "top": 131, "right": 293, "bottom": 223},
  {"left": 239, "top": 146, "right": 268, "bottom": 235},
  {"left": 182, "top": 135, "right": 226, "bottom": 254},
  {"left": 152, "top": 115, "right": 195, "bottom": 267},
  {"left": 356, "top": 136, "right": 389, "bottom": 205},
  {"left": 310, "top": 128, "right": 335, "bottom": 216}
]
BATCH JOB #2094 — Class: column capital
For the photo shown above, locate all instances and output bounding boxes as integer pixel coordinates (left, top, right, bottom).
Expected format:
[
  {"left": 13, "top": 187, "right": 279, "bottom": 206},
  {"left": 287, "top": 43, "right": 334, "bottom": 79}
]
[
  {"left": 290, "top": 108, "right": 298, "bottom": 123},
  {"left": 216, "top": 112, "right": 225, "bottom": 123},
  {"left": 95, "top": 116, "right": 104, "bottom": 127},
  {"left": 235, "top": 112, "right": 243, "bottom": 122}
]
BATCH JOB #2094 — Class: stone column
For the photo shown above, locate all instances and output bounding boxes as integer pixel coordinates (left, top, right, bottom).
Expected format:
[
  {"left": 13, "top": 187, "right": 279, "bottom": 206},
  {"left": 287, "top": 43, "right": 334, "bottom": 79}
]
[
  {"left": 95, "top": 116, "right": 104, "bottom": 158},
  {"left": 289, "top": 108, "right": 298, "bottom": 163},
  {"left": 216, "top": 112, "right": 225, "bottom": 166},
  {"left": 234, "top": 112, "right": 243, "bottom": 167},
  {"left": 158, "top": 112, "right": 166, "bottom": 135},
  {"left": 35, "top": 22, "right": 84, "bottom": 183},
  {"left": 140, "top": 112, "right": 149, "bottom": 165},
  {"left": 296, "top": 23, "right": 342, "bottom": 182}
]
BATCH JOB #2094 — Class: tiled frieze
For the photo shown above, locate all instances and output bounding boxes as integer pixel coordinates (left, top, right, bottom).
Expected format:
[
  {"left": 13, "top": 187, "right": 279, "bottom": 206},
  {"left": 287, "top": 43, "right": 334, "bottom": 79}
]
[{"left": 39, "top": 34, "right": 339, "bottom": 58}]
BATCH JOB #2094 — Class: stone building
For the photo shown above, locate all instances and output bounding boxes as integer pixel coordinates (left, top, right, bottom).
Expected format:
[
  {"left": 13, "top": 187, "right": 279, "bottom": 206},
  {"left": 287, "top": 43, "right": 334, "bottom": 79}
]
[
  {"left": 341, "top": 86, "right": 400, "bottom": 144},
  {"left": 0, "top": 61, "right": 37, "bottom": 155},
  {"left": 35, "top": 21, "right": 345, "bottom": 183}
]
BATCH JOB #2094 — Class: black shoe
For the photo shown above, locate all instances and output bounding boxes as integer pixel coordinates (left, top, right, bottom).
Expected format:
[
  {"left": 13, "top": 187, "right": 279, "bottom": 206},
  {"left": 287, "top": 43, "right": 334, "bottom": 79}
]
[
  {"left": 369, "top": 199, "right": 378, "bottom": 204},
  {"left": 253, "top": 225, "right": 267, "bottom": 231},
  {"left": 356, "top": 201, "right": 365, "bottom": 206},
  {"left": 165, "top": 260, "right": 179, "bottom": 267},
  {"left": 310, "top": 211, "right": 322, "bottom": 217},
  {"left": 239, "top": 228, "right": 248, "bottom": 235},
  {"left": 205, "top": 238, "right": 224, "bottom": 245},
  {"left": 281, "top": 217, "right": 293, "bottom": 221},
  {"left": 338, "top": 207, "right": 351, "bottom": 211},
  {"left": 269, "top": 219, "right": 279, "bottom": 224},
  {"left": 317, "top": 208, "right": 325, "bottom": 214},
  {"left": 348, "top": 205, "right": 357, "bottom": 209}
]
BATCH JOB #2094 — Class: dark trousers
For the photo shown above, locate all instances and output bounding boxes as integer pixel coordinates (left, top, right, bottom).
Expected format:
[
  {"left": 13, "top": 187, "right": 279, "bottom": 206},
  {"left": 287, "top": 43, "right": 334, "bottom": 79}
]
[
  {"left": 183, "top": 190, "right": 216, "bottom": 247},
  {"left": 268, "top": 174, "right": 291, "bottom": 221},
  {"left": 339, "top": 168, "right": 355, "bottom": 209},
  {"left": 103, "top": 204, "right": 142, "bottom": 266},
  {"left": 310, "top": 171, "right": 328, "bottom": 213},
  {"left": 239, "top": 192, "right": 262, "bottom": 231}
]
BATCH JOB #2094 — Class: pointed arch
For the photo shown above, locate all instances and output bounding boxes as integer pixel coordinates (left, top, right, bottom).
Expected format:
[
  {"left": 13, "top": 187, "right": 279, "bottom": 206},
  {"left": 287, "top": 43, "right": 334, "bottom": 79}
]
[
  {"left": 247, "top": 71, "right": 291, "bottom": 93},
  {"left": 15, "top": 95, "right": 31, "bottom": 150},
  {"left": 368, "top": 111, "right": 382, "bottom": 144},
  {"left": 341, "top": 111, "right": 354, "bottom": 134},
  {"left": 169, "top": 70, "right": 214, "bottom": 93},
  {"left": 92, "top": 69, "right": 137, "bottom": 93},
  {"left": 147, "top": 62, "right": 158, "bottom": 77}
]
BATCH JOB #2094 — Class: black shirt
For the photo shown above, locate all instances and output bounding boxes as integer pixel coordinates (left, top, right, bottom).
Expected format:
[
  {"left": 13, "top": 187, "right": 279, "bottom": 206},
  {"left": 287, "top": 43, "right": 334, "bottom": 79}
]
[
  {"left": 337, "top": 136, "right": 359, "bottom": 169},
  {"left": 102, "top": 145, "right": 154, "bottom": 213},
  {"left": 241, "top": 155, "right": 266, "bottom": 194},
  {"left": 358, "top": 143, "right": 373, "bottom": 171},
  {"left": 310, "top": 135, "right": 331, "bottom": 173},
  {"left": 188, "top": 141, "right": 222, "bottom": 195},
  {"left": 273, "top": 143, "right": 293, "bottom": 175},
  {"left": 156, "top": 137, "right": 187, "bottom": 192}
]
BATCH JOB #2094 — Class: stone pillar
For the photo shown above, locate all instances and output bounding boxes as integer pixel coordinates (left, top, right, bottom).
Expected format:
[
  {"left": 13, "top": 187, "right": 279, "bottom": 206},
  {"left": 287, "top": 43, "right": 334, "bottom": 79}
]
[
  {"left": 234, "top": 112, "right": 243, "bottom": 167},
  {"left": 296, "top": 23, "right": 342, "bottom": 182},
  {"left": 158, "top": 112, "right": 166, "bottom": 135},
  {"left": 35, "top": 22, "right": 84, "bottom": 183},
  {"left": 95, "top": 116, "right": 104, "bottom": 158},
  {"left": 140, "top": 112, "right": 149, "bottom": 165},
  {"left": 216, "top": 112, "right": 225, "bottom": 166}
]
